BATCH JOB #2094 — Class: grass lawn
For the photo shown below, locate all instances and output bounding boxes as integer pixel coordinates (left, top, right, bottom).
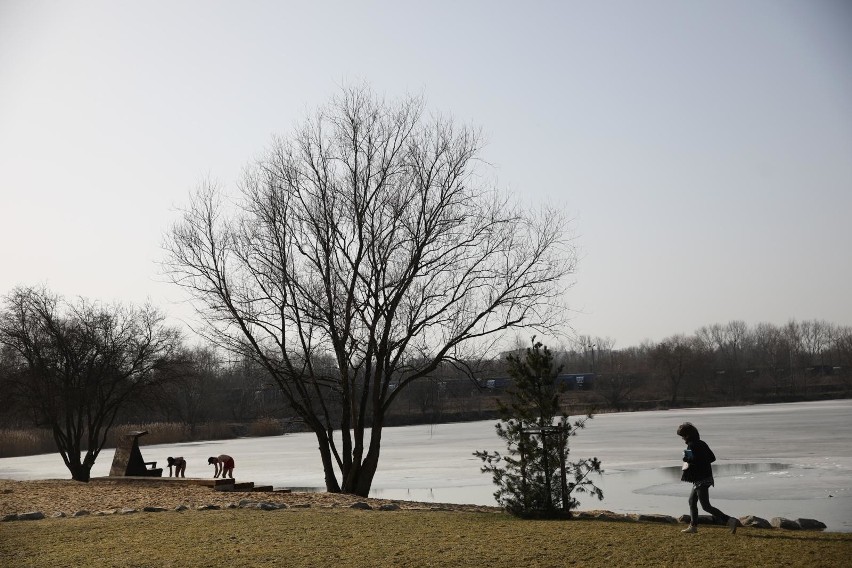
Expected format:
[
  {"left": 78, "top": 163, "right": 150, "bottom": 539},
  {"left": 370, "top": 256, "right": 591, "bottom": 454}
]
[{"left": 1, "top": 509, "right": 850, "bottom": 567}]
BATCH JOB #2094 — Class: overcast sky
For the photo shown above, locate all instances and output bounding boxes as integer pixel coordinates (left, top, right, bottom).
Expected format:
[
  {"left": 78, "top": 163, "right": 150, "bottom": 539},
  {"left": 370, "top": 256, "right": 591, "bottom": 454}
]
[{"left": 1, "top": 1, "right": 850, "bottom": 349}]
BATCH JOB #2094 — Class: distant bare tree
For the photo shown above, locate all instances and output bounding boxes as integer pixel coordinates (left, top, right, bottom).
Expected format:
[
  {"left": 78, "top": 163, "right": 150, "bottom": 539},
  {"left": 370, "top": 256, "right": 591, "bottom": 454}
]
[
  {"left": 752, "top": 322, "right": 790, "bottom": 396},
  {"left": 158, "top": 346, "right": 220, "bottom": 434},
  {"left": 0, "top": 286, "right": 181, "bottom": 481},
  {"left": 650, "top": 334, "right": 698, "bottom": 405},
  {"left": 595, "top": 372, "right": 642, "bottom": 411},
  {"left": 164, "top": 85, "right": 576, "bottom": 496}
]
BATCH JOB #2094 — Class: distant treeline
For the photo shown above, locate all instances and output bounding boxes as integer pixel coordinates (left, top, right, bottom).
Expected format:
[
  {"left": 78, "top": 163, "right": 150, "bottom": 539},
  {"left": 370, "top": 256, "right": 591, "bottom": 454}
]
[{"left": 1, "top": 319, "right": 849, "bottom": 458}]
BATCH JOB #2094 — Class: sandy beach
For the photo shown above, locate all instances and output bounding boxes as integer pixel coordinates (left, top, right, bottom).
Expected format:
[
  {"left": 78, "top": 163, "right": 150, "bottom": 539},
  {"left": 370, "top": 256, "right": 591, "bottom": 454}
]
[{"left": 0, "top": 478, "right": 500, "bottom": 518}]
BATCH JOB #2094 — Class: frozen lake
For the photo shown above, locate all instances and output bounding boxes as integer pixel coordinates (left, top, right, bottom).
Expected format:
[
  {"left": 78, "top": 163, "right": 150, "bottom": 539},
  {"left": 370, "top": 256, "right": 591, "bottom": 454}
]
[{"left": 2, "top": 399, "right": 850, "bottom": 532}]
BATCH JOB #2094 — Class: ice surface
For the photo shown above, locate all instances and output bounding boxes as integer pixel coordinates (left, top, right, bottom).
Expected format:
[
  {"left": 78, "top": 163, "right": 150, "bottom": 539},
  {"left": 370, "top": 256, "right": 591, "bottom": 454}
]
[{"left": 1, "top": 399, "right": 850, "bottom": 531}]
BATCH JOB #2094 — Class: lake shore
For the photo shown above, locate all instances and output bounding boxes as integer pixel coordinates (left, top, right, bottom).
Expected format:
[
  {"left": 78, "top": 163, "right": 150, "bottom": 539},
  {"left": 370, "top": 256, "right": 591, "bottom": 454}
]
[{"left": 0, "top": 478, "right": 501, "bottom": 517}]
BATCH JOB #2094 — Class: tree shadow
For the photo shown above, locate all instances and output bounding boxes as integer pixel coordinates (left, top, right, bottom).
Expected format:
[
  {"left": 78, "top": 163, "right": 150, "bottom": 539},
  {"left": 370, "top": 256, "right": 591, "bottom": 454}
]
[{"left": 743, "top": 532, "right": 838, "bottom": 543}]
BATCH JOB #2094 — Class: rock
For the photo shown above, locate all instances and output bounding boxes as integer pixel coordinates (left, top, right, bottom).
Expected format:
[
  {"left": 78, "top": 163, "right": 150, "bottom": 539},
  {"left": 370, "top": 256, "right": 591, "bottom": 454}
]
[
  {"left": 197, "top": 504, "right": 221, "bottom": 511},
  {"left": 257, "top": 502, "right": 279, "bottom": 510},
  {"left": 119, "top": 508, "right": 138, "bottom": 515},
  {"left": 72, "top": 510, "right": 90, "bottom": 517},
  {"left": 677, "top": 514, "right": 719, "bottom": 524},
  {"left": 142, "top": 506, "right": 168, "bottom": 513},
  {"left": 771, "top": 517, "right": 801, "bottom": 530},
  {"left": 238, "top": 499, "right": 259, "bottom": 508},
  {"left": 290, "top": 503, "right": 311, "bottom": 508},
  {"left": 595, "top": 511, "right": 630, "bottom": 522},
  {"left": 797, "top": 518, "right": 827, "bottom": 531},
  {"left": 739, "top": 515, "right": 771, "bottom": 529},
  {"left": 1, "top": 514, "right": 18, "bottom": 522},
  {"left": 51, "top": 511, "right": 67, "bottom": 518},
  {"left": 226, "top": 503, "right": 238, "bottom": 509},
  {"left": 174, "top": 504, "right": 189, "bottom": 512},
  {"left": 17, "top": 511, "right": 45, "bottom": 521},
  {"left": 635, "top": 514, "right": 677, "bottom": 524},
  {"left": 379, "top": 503, "right": 401, "bottom": 511},
  {"left": 350, "top": 502, "right": 372, "bottom": 510}
]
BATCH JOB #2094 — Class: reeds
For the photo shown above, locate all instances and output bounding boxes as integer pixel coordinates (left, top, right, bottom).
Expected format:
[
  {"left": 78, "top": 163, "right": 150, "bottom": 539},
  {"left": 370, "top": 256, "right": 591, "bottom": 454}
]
[
  {"left": 0, "top": 419, "right": 289, "bottom": 458},
  {"left": 0, "top": 429, "right": 56, "bottom": 458}
]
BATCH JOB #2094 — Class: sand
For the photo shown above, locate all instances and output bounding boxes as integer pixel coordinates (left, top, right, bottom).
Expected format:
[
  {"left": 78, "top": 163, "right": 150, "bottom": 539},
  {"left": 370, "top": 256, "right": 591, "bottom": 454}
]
[{"left": 0, "top": 478, "right": 500, "bottom": 517}]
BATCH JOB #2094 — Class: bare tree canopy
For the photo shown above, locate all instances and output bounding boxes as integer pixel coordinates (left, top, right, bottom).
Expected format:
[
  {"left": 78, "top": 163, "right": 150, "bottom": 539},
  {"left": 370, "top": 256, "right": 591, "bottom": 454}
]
[
  {"left": 0, "top": 286, "right": 182, "bottom": 481},
  {"left": 164, "top": 85, "right": 576, "bottom": 496}
]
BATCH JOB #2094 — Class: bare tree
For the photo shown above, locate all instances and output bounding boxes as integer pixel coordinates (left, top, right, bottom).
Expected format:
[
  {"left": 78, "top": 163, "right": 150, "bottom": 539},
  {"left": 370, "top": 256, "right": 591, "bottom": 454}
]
[
  {"left": 0, "top": 286, "right": 182, "bottom": 481},
  {"left": 157, "top": 346, "right": 220, "bottom": 434},
  {"left": 164, "top": 85, "right": 576, "bottom": 496},
  {"left": 752, "top": 322, "right": 790, "bottom": 396},
  {"left": 650, "top": 334, "right": 698, "bottom": 405}
]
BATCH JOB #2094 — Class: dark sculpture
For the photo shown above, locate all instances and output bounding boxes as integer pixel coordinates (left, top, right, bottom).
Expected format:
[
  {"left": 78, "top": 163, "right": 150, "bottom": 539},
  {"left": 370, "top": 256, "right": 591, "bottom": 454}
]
[{"left": 109, "top": 430, "right": 163, "bottom": 477}]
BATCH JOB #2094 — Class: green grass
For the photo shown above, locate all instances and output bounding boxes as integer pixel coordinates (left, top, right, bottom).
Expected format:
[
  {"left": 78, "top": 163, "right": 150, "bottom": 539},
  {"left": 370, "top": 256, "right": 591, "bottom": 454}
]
[{"left": 2, "top": 509, "right": 850, "bottom": 567}]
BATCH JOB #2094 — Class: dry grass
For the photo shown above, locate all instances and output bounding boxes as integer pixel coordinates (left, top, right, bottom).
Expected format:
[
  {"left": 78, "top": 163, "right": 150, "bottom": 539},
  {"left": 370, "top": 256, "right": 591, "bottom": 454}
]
[
  {"left": 0, "top": 428, "right": 56, "bottom": 457},
  {"left": 0, "top": 422, "right": 245, "bottom": 458},
  {"left": 246, "top": 418, "right": 285, "bottom": 437},
  {"left": 1, "top": 508, "right": 850, "bottom": 568}
]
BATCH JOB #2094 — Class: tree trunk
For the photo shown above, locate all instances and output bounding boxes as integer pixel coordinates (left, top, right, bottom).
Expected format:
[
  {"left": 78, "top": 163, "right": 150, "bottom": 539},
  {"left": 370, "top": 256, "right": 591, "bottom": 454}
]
[
  {"left": 68, "top": 461, "right": 92, "bottom": 482},
  {"left": 353, "top": 442, "right": 381, "bottom": 497},
  {"left": 315, "top": 431, "right": 341, "bottom": 493},
  {"left": 64, "top": 447, "right": 96, "bottom": 482}
]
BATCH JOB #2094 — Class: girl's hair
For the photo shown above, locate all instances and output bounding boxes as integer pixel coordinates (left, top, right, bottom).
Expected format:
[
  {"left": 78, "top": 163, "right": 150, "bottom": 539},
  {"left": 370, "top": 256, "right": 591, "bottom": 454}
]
[
  {"left": 208, "top": 457, "right": 217, "bottom": 465},
  {"left": 676, "top": 422, "right": 700, "bottom": 441}
]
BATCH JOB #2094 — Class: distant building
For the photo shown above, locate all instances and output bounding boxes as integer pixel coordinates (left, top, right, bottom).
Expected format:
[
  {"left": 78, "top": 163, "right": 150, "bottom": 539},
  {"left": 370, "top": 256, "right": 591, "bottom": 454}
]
[{"left": 479, "top": 374, "right": 595, "bottom": 391}]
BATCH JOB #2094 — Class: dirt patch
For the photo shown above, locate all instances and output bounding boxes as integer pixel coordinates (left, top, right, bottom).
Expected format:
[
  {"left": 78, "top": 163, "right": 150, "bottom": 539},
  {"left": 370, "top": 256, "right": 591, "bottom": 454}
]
[{"left": 0, "top": 478, "right": 501, "bottom": 516}]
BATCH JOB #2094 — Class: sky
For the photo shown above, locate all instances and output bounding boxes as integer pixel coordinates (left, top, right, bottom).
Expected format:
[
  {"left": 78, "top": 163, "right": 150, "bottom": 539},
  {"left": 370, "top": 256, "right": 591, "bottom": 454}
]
[{"left": 1, "top": 0, "right": 850, "bottom": 350}]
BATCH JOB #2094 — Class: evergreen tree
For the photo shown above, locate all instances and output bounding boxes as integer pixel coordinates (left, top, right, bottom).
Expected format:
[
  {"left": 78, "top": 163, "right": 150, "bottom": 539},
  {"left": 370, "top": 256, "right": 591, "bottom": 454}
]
[{"left": 474, "top": 338, "right": 603, "bottom": 517}]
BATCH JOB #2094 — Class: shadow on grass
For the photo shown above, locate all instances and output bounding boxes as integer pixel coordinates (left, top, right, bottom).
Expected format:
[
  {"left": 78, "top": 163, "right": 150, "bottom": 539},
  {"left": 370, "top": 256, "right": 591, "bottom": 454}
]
[{"left": 743, "top": 532, "right": 836, "bottom": 543}]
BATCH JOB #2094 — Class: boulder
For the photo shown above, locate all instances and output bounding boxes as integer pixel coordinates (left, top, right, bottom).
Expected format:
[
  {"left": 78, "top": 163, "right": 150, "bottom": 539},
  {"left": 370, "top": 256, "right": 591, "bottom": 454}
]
[
  {"left": 142, "top": 506, "right": 168, "bottom": 513},
  {"left": 677, "top": 514, "right": 719, "bottom": 525},
  {"left": 17, "top": 511, "right": 45, "bottom": 521},
  {"left": 51, "top": 511, "right": 67, "bottom": 518},
  {"left": 635, "top": 514, "right": 677, "bottom": 524},
  {"left": 350, "top": 502, "right": 373, "bottom": 510},
  {"left": 119, "top": 508, "right": 138, "bottom": 515},
  {"left": 72, "top": 510, "right": 90, "bottom": 517},
  {"left": 797, "top": 518, "right": 827, "bottom": 531},
  {"left": 595, "top": 511, "right": 630, "bottom": 522},
  {"left": 739, "top": 515, "right": 772, "bottom": 529},
  {"left": 771, "top": 517, "right": 801, "bottom": 530},
  {"left": 238, "top": 499, "right": 258, "bottom": 508},
  {"left": 197, "top": 504, "right": 221, "bottom": 511},
  {"left": 379, "top": 503, "right": 401, "bottom": 511},
  {"left": 1, "top": 514, "right": 18, "bottom": 522},
  {"left": 174, "top": 504, "right": 189, "bottom": 512}
]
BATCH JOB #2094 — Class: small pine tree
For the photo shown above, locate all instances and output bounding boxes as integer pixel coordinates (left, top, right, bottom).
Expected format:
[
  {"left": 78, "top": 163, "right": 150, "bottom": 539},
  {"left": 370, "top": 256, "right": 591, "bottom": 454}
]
[{"left": 474, "top": 338, "right": 603, "bottom": 517}]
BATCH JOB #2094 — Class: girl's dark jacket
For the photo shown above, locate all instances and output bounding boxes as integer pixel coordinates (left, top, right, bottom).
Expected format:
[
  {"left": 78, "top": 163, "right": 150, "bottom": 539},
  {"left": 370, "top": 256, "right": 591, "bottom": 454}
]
[{"left": 681, "top": 438, "right": 716, "bottom": 483}]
